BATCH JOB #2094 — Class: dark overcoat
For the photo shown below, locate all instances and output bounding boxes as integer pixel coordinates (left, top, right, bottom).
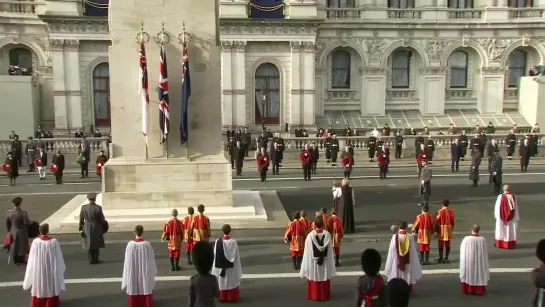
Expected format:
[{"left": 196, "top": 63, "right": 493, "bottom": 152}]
[
  {"left": 79, "top": 203, "right": 106, "bottom": 250},
  {"left": 469, "top": 154, "right": 482, "bottom": 181},
  {"left": 6, "top": 207, "right": 30, "bottom": 257}
]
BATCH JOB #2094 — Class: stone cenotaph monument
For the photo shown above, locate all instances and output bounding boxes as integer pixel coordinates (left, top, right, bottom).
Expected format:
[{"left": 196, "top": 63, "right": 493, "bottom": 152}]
[{"left": 44, "top": 0, "right": 288, "bottom": 233}]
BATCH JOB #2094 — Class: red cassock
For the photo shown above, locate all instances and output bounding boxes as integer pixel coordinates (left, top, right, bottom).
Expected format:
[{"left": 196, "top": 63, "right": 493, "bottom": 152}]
[
  {"left": 416, "top": 152, "right": 427, "bottom": 164},
  {"left": 2, "top": 163, "right": 11, "bottom": 172},
  {"left": 49, "top": 164, "right": 58, "bottom": 173},
  {"left": 96, "top": 163, "right": 103, "bottom": 175},
  {"left": 162, "top": 219, "right": 183, "bottom": 258},
  {"left": 257, "top": 155, "right": 269, "bottom": 169},
  {"left": 377, "top": 153, "right": 389, "bottom": 165},
  {"left": 342, "top": 156, "right": 352, "bottom": 167},
  {"left": 182, "top": 215, "right": 194, "bottom": 252},
  {"left": 34, "top": 158, "right": 42, "bottom": 167},
  {"left": 300, "top": 150, "right": 311, "bottom": 164}
]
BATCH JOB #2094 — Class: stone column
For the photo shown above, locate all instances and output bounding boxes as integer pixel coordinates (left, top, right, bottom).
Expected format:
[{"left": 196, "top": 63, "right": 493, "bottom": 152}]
[
  {"left": 50, "top": 39, "right": 68, "bottom": 130},
  {"left": 233, "top": 41, "right": 247, "bottom": 127},
  {"left": 220, "top": 41, "right": 233, "bottom": 127},
  {"left": 496, "top": 0, "right": 507, "bottom": 6},
  {"left": 360, "top": 67, "right": 386, "bottom": 116},
  {"left": 290, "top": 41, "right": 302, "bottom": 126},
  {"left": 64, "top": 40, "right": 83, "bottom": 129},
  {"left": 302, "top": 41, "right": 315, "bottom": 127},
  {"left": 419, "top": 67, "right": 447, "bottom": 115}
]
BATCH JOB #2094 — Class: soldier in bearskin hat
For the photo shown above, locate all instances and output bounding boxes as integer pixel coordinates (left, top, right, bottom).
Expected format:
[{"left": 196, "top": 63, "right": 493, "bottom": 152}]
[
  {"left": 188, "top": 241, "right": 220, "bottom": 307},
  {"left": 356, "top": 248, "right": 386, "bottom": 307}
]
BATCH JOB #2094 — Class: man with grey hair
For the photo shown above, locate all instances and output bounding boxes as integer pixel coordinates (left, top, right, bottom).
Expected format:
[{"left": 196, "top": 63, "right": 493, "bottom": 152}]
[
  {"left": 161, "top": 209, "right": 183, "bottom": 271},
  {"left": 78, "top": 193, "right": 107, "bottom": 264}
]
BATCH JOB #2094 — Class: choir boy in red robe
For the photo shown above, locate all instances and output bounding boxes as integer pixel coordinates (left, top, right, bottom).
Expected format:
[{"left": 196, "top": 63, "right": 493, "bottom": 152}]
[
  {"left": 284, "top": 211, "right": 306, "bottom": 270},
  {"left": 355, "top": 249, "right": 386, "bottom": 307},
  {"left": 328, "top": 207, "right": 344, "bottom": 267},
  {"left": 435, "top": 199, "right": 455, "bottom": 263},
  {"left": 459, "top": 224, "right": 489, "bottom": 295},
  {"left": 161, "top": 209, "right": 184, "bottom": 271},
  {"left": 212, "top": 224, "right": 242, "bottom": 302},
  {"left": 23, "top": 223, "right": 66, "bottom": 307},
  {"left": 192, "top": 204, "right": 211, "bottom": 243},
  {"left": 411, "top": 205, "right": 434, "bottom": 265},
  {"left": 182, "top": 206, "right": 194, "bottom": 265},
  {"left": 122, "top": 225, "right": 157, "bottom": 307}
]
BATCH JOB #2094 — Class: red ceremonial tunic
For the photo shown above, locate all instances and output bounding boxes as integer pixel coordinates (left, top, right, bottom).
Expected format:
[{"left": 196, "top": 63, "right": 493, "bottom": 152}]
[
  {"left": 192, "top": 214, "right": 211, "bottom": 242},
  {"left": 499, "top": 193, "right": 516, "bottom": 224},
  {"left": 30, "top": 235, "right": 61, "bottom": 307},
  {"left": 161, "top": 218, "right": 183, "bottom": 258},
  {"left": 328, "top": 215, "right": 344, "bottom": 255},
  {"left": 182, "top": 215, "right": 194, "bottom": 252},
  {"left": 436, "top": 207, "right": 455, "bottom": 248},
  {"left": 299, "top": 217, "right": 311, "bottom": 236},
  {"left": 284, "top": 220, "right": 305, "bottom": 257},
  {"left": 461, "top": 233, "right": 486, "bottom": 295},
  {"left": 412, "top": 213, "right": 434, "bottom": 252},
  {"left": 127, "top": 237, "right": 154, "bottom": 307}
]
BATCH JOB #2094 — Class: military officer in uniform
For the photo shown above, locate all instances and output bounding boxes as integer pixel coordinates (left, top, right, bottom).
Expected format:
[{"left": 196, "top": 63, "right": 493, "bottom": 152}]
[
  {"left": 420, "top": 161, "right": 432, "bottom": 206},
  {"left": 6, "top": 197, "right": 31, "bottom": 265},
  {"left": 489, "top": 148, "right": 502, "bottom": 195},
  {"left": 394, "top": 131, "right": 403, "bottom": 159},
  {"left": 78, "top": 193, "right": 107, "bottom": 264},
  {"left": 459, "top": 130, "right": 469, "bottom": 161},
  {"left": 469, "top": 134, "right": 481, "bottom": 155},
  {"left": 367, "top": 134, "right": 377, "bottom": 162},
  {"left": 505, "top": 130, "right": 517, "bottom": 160},
  {"left": 324, "top": 133, "right": 332, "bottom": 163},
  {"left": 469, "top": 148, "right": 482, "bottom": 187},
  {"left": 330, "top": 134, "right": 340, "bottom": 166},
  {"left": 425, "top": 136, "right": 436, "bottom": 163}
]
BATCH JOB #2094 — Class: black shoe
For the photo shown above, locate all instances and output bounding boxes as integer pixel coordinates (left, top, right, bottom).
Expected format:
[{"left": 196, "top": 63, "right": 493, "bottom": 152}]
[
  {"left": 171, "top": 266, "right": 176, "bottom": 271},
  {"left": 187, "top": 260, "right": 193, "bottom": 265}
]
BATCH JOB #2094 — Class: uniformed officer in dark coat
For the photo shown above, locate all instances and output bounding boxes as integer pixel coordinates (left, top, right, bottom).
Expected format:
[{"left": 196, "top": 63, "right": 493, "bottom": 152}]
[
  {"left": 478, "top": 132, "right": 487, "bottom": 156},
  {"left": 330, "top": 134, "right": 340, "bottom": 166},
  {"left": 419, "top": 161, "right": 432, "bottom": 206},
  {"left": 324, "top": 133, "right": 332, "bottom": 163},
  {"left": 25, "top": 137, "right": 37, "bottom": 172},
  {"left": 425, "top": 136, "right": 435, "bottom": 162},
  {"left": 505, "top": 130, "right": 517, "bottom": 159},
  {"left": 469, "top": 134, "right": 481, "bottom": 156},
  {"left": 459, "top": 131, "right": 468, "bottom": 160},
  {"left": 450, "top": 139, "right": 461, "bottom": 172},
  {"left": 367, "top": 135, "right": 377, "bottom": 162},
  {"left": 10, "top": 135, "right": 22, "bottom": 167},
  {"left": 233, "top": 141, "right": 244, "bottom": 176},
  {"left": 469, "top": 149, "right": 482, "bottom": 187},
  {"left": 489, "top": 148, "right": 503, "bottom": 195},
  {"left": 394, "top": 131, "right": 403, "bottom": 159},
  {"left": 487, "top": 139, "right": 499, "bottom": 172},
  {"left": 414, "top": 133, "right": 424, "bottom": 156},
  {"left": 6, "top": 197, "right": 31, "bottom": 265},
  {"left": 311, "top": 143, "right": 319, "bottom": 174},
  {"left": 188, "top": 241, "right": 219, "bottom": 307},
  {"left": 79, "top": 193, "right": 106, "bottom": 264}
]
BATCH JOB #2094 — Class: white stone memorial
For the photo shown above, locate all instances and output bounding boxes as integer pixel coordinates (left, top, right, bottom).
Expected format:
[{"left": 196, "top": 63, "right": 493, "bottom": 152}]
[{"left": 44, "top": 0, "right": 288, "bottom": 233}]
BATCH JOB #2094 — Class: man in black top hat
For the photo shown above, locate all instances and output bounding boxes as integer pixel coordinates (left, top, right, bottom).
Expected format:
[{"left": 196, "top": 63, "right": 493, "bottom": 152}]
[{"left": 78, "top": 193, "right": 106, "bottom": 264}]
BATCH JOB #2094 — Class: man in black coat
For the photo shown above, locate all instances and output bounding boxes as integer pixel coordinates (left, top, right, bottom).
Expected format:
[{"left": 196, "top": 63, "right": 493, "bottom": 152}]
[
  {"left": 394, "top": 131, "right": 403, "bottom": 159},
  {"left": 10, "top": 136, "right": 22, "bottom": 167},
  {"left": 450, "top": 139, "right": 461, "bottom": 172},
  {"left": 519, "top": 137, "right": 532, "bottom": 171},
  {"left": 311, "top": 143, "right": 319, "bottom": 174},
  {"left": 79, "top": 193, "right": 106, "bottom": 264},
  {"left": 52, "top": 149, "right": 65, "bottom": 184},
  {"left": 241, "top": 127, "right": 251, "bottom": 157},
  {"left": 489, "top": 149, "right": 502, "bottom": 195},
  {"left": 459, "top": 131, "right": 468, "bottom": 161},
  {"left": 233, "top": 141, "right": 244, "bottom": 176},
  {"left": 78, "top": 137, "right": 91, "bottom": 178},
  {"left": 505, "top": 130, "right": 517, "bottom": 160},
  {"left": 271, "top": 141, "right": 282, "bottom": 175},
  {"left": 469, "top": 149, "right": 482, "bottom": 187},
  {"left": 367, "top": 135, "right": 377, "bottom": 162}
]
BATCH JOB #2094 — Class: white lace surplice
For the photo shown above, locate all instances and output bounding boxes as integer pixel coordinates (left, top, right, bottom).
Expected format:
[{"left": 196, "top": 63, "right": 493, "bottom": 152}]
[
  {"left": 299, "top": 230, "right": 336, "bottom": 282},
  {"left": 121, "top": 240, "right": 157, "bottom": 295},
  {"left": 460, "top": 236, "right": 489, "bottom": 286},
  {"left": 494, "top": 194, "right": 519, "bottom": 242},
  {"left": 212, "top": 238, "right": 243, "bottom": 291},
  {"left": 384, "top": 233, "right": 422, "bottom": 285},
  {"left": 23, "top": 238, "right": 66, "bottom": 298}
]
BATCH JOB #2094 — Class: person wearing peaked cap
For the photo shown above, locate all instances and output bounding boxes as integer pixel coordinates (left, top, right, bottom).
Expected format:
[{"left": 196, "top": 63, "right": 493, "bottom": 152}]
[
  {"left": 78, "top": 192, "right": 106, "bottom": 264},
  {"left": 419, "top": 160, "right": 432, "bottom": 207},
  {"left": 489, "top": 146, "right": 503, "bottom": 195},
  {"left": 6, "top": 196, "right": 32, "bottom": 266},
  {"left": 532, "top": 240, "right": 545, "bottom": 306},
  {"left": 188, "top": 241, "right": 220, "bottom": 306},
  {"left": 387, "top": 278, "right": 411, "bottom": 307},
  {"left": 356, "top": 249, "right": 386, "bottom": 307},
  {"left": 469, "top": 148, "right": 482, "bottom": 188}
]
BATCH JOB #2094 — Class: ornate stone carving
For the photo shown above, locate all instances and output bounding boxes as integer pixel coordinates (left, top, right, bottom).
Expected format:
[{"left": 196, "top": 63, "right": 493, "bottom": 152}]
[
  {"left": 480, "top": 66, "right": 506, "bottom": 74},
  {"left": 419, "top": 67, "right": 446, "bottom": 74},
  {"left": 220, "top": 41, "right": 233, "bottom": 51},
  {"left": 425, "top": 40, "right": 449, "bottom": 61},
  {"left": 398, "top": 30, "right": 414, "bottom": 47},
  {"left": 220, "top": 21, "right": 318, "bottom": 36},
  {"left": 363, "top": 39, "right": 388, "bottom": 61},
  {"left": 302, "top": 41, "right": 316, "bottom": 52},
  {"left": 478, "top": 38, "right": 512, "bottom": 61},
  {"left": 38, "top": 66, "right": 53, "bottom": 75},
  {"left": 64, "top": 40, "right": 79, "bottom": 50},
  {"left": 246, "top": 42, "right": 290, "bottom": 53},
  {"left": 290, "top": 41, "right": 302, "bottom": 52},
  {"left": 233, "top": 41, "right": 247, "bottom": 51},
  {"left": 45, "top": 20, "right": 109, "bottom": 33},
  {"left": 48, "top": 39, "right": 65, "bottom": 50},
  {"left": 316, "top": 67, "right": 326, "bottom": 74},
  {"left": 360, "top": 67, "right": 386, "bottom": 75},
  {"left": 79, "top": 41, "right": 110, "bottom": 52}
]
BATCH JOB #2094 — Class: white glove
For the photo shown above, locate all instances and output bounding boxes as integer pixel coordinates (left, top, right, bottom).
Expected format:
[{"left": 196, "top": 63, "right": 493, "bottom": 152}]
[{"left": 421, "top": 180, "right": 424, "bottom": 185}]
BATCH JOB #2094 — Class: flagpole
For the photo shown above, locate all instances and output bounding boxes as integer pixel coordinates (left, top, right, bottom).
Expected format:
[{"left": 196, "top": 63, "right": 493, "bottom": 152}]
[
  {"left": 180, "top": 22, "right": 190, "bottom": 159},
  {"left": 157, "top": 22, "right": 171, "bottom": 158},
  {"left": 136, "top": 21, "right": 150, "bottom": 159}
]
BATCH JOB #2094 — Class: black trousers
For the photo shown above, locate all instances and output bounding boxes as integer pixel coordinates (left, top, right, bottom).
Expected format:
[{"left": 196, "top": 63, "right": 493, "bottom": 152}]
[
  {"left": 451, "top": 158, "right": 459, "bottom": 171},
  {"left": 55, "top": 171, "right": 64, "bottom": 184},
  {"left": 28, "top": 163, "right": 35, "bottom": 172},
  {"left": 368, "top": 149, "right": 375, "bottom": 159},
  {"left": 242, "top": 144, "right": 249, "bottom": 157},
  {"left": 379, "top": 165, "right": 387, "bottom": 178},
  {"left": 230, "top": 154, "right": 235, "bottom": 168},
  {"left": 311, "top": 162, "right": 317, "bottom": 174},
  {"left": 303, "top": 163, "right": 311, "bottom": 180},
  {"left": 395, "top": 146, "right": 402, "bottom": 159},
  {"left": 235, "top": 161, "right": 243, "bottom": 175},
  {"left": 259, "top": 169, "right": 267, "bottom": 182},
  {"left": 493, "top": 181, "right": 501, "bottom": 195},
  {"left": 417, "top": 165, "right": 423, "bottom": 178},
  {"left": 331, "top": 150, "right": 338, "bottom": 163},
  {"left": 80, "top": 162, "right": 89, "bottom": 177},
  {"left": 87, "top": 249, "right": 100, "bottom": 264},
  {"left": 343, "top": 171, "right": 351, "bottom": 179},
  {"left": 12, "top": 255, "right": 25, "bottom": 264},
  {"left": 272, "top": 161, "right": 280, "bottom": 174},
  {"left": 521, "top": 157, "right": 530, "bottom": 170}
]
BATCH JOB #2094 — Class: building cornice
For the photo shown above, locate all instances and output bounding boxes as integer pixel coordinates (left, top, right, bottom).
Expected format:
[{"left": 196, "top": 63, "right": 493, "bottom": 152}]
[
  {"left": 220, "top": 19, "right": 320, "bottom": 36},
  {"left": 39, "top": 15, "right": 109, "bottom": 34}
]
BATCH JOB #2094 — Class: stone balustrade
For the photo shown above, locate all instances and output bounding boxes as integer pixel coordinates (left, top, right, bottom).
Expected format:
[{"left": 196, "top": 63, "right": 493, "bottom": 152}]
[
  {"left": 0, "top": 0, "right": 38, "bottom": 15},
  {"left": 0, "top": 137, "right": 109, "bottom": 168}
]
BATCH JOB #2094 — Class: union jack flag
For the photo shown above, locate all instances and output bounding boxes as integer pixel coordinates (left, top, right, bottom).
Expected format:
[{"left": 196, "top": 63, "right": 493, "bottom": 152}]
[{"left": 158, "top": 45, "right": 169, "bottom": 144}]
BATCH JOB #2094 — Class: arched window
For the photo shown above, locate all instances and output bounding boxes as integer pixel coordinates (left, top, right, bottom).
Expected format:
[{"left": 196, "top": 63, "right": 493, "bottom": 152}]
[
  {"left": 92, "top": 63, "right": 110, "bottom": 126},
  {"left": 388, "top": 0, "right": 414, "bottom": 8},
  {"left": 449, "top": 51, "right": 468, "bottom": 88},
  {"left": 508, "top": 50, "right": 527, "bottom": 88},
  {"left": 448, "top": 0, "right": 473, "bottom": 8},
  {"left": 255, "top": 63, "right": 280, "bottom": 125},
  {"left": 391, "top": 50, "right": 411, "bottom": 88},
  {"left": 327, "top": 0, "right": 355, "bottom": 7},
  {"left": 331, "top": 50, "right": 351, "bottom": 89},
  {"left": 9, "top": 48, "right": 32, "bottom": 70}
]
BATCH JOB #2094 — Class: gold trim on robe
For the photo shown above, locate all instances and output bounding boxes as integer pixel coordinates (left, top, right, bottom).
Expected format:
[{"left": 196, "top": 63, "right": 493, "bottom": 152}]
[{"left": 397, "top": 235, "right": 410, "bottom": 256}]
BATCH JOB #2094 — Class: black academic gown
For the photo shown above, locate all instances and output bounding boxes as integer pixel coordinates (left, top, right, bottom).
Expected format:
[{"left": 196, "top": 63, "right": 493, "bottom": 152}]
[{"left": 341, "top": 185, "right": 355, "bottom": 234}]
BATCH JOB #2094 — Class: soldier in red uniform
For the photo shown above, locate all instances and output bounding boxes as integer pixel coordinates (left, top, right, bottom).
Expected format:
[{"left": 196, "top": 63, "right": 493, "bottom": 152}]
[{"left": 161, "top": 209, "right": 184, "bottom": 271}]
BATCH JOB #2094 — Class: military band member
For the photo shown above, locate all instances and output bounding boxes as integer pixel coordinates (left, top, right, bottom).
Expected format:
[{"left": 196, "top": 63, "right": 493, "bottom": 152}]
[
  {"left": 420, "top": 161, "right": 432, "bottom": 206},
  {"left": 416, "top": 144, "right": 427, "bottom": 179},
  {"left": 256, "top": 147, "right": 270, "bottom": 182},
  {"left": 233, "top": 141, "right": 244, "bottom": 176},
  {"left": 435, "top": 199, "right": 455, "bottom": 264},
  {"left": 284, "top": 211, "right": 306, "bottom": 270},
  {"left": 412, "top": 205, "right": 434, "bottom": 265},
  {"left": 330, "top": 134, "right": 340, "bottom": 166},
  {"left": 188, "top": 241, "right": 220, "bottom": 307},
  {"left": 299, "top": 210, "right": 312, "bottom": 235},
  {"left": 505, "top": 130, "right": 517, "bottom": 160},
  {"left": 300, "top": 144, "right": 312, "bottom": 181},
  {"left": 311, "top": 143, "right": 319, "bottom": 174},
  {"left": 469, "top": 149, "right": 482, "bottom": 187},
  {"left": 161, "top": 209, "right": 184, "bottom": 271},
  {"left": 395, "top": 131, "right": 403, "bottom": 159},
  {"left": 192, "top": 204, "right": 211, "bottom": 243},
  {"left": 183, "top": 207, "right": 195, "bottom": 265},
  {"left": 489, "top": 148, "right": 503, "bottom": 195},
  {"left": 271, "top": 142, "right": 282, "bottom": 175},
  {"left": 324, "top": 133, "right": 332, "bottom": 163},
  {"left": 425, "top": 136, "right": 435, "bottom": 162},
  {"left": 459, "top": 131, "right": 469, "bottom": 160},
  {"left": 367, "top": 134, "right": 377, "bottom": 162},
  {"left": 377, "top": 145, "right": 390, "bottom": 180},
  {"left": 451, "top": 139, "right": 461, "bottom": 172},
  {"left": 356, "top": 249, "right": 386, "bottom": 307},
  {"left": 78, "top": 193, "right": 107, "bottom": 264},
  {"left": 329, "top": 207, "right": 343, "bottom": 267},
  {"left": 341, "top": 147, "right": 353, "bottom": 179},
  {"left": 520, "top": 137, "right": 532, "bottom": 171},
  {"left": 414, "top": 133, "right": 424, "bottom": 156}
]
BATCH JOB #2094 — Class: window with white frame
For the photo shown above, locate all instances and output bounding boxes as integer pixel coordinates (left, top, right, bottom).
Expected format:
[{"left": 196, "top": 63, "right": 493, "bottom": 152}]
[
  {"left": 388, "top": 0, "right": 414, "bottom": 8},
  {"left": 448, "top": 0, "right": 473, "bottom": 8},
  {"left": 449, "top": 51, "right": 468, "bottom": 88},
  {"left": 508, "top": 0, "right": 532, "bottom": 7},
  {"left": 391, "top": 50, "right": 411, "bottom": 88},
  {"left": 331, "top": 50, "right": 351, "bottom": 89},
  {"left": 507, "top": 50, "right": 527, "bottom": 88},
  {"left": 327, "top": 0, "right": 356, "bottom": 7}
]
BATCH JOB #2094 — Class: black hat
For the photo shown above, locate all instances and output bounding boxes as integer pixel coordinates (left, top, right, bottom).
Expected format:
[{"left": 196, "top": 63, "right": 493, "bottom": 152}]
[
  {"left": 192, "top": 241, "right": 214, "bottom": 275},
  {"left": 12, "top": 197, "right": 22, "bottom": 206},
  {"left": 387, "top": 278, "right": 411, "bottom": 307},
  {"left": 361, "top": 248, "right": 381, "bottom": 277},
  {"left": 87, "top": 193, "right": 97, "bottom": 200},
  {"left": 536, "top": 239, "right": 545, "bottom": 262}
]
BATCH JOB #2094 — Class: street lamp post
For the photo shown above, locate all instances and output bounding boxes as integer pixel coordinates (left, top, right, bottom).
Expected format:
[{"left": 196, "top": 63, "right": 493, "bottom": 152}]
[{"left": 261, "top": 89, "right": 266, "bottom": 130}]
